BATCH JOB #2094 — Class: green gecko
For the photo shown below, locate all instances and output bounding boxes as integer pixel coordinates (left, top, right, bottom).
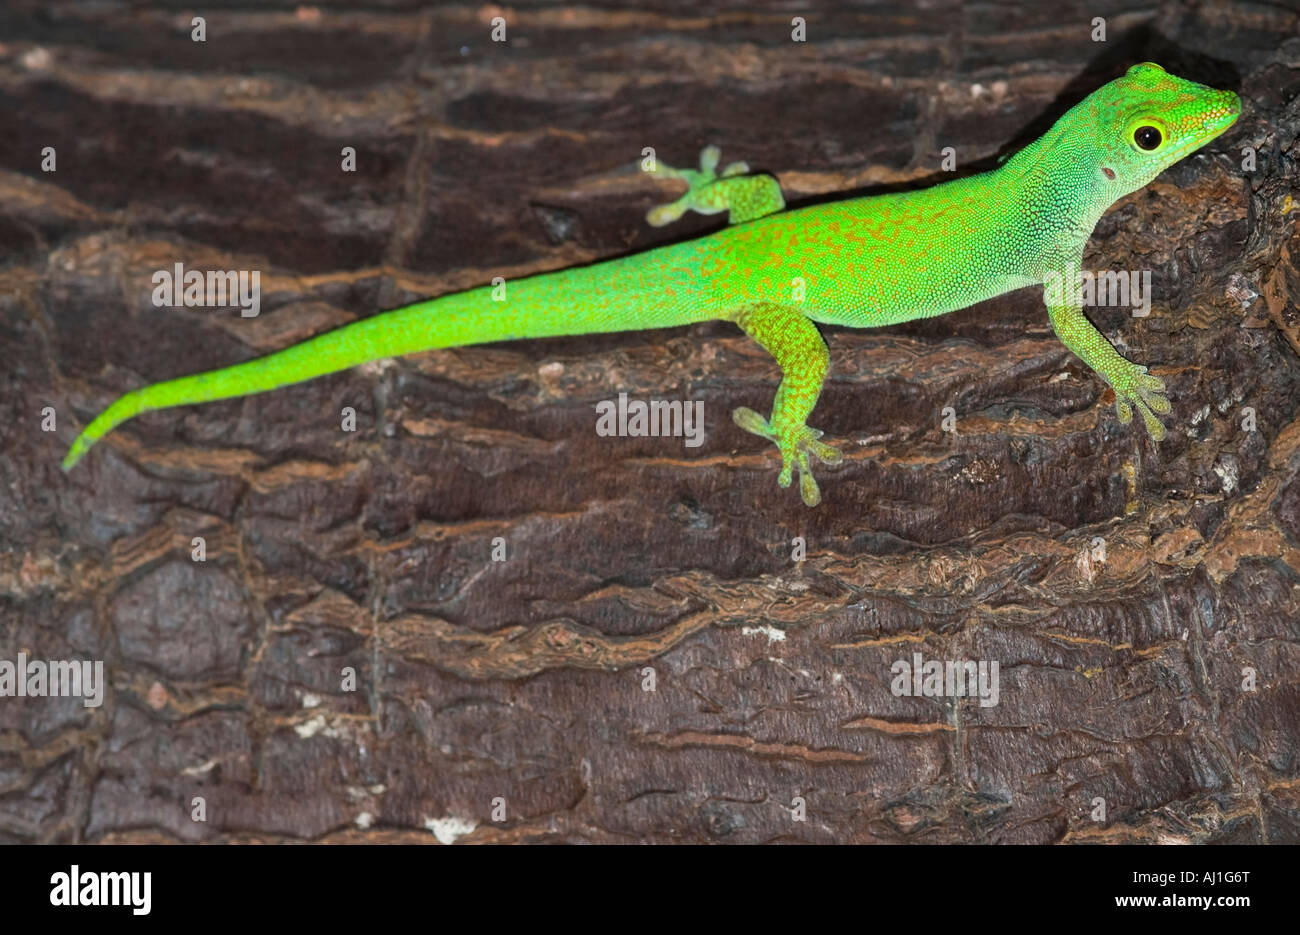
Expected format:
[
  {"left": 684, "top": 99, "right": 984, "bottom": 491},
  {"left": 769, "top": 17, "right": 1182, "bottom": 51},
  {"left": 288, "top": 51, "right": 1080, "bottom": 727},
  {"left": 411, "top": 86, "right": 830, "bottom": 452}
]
[{"left": 63, "top": 63, "right": 1239, "bottom": 507}]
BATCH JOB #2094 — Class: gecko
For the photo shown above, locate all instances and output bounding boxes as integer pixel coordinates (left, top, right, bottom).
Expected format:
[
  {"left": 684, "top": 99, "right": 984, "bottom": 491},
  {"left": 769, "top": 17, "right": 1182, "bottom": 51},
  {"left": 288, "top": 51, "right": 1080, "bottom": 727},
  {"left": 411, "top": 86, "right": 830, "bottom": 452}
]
[{"left": 62, "top": 63, "right": 1240, "bottom": 507}]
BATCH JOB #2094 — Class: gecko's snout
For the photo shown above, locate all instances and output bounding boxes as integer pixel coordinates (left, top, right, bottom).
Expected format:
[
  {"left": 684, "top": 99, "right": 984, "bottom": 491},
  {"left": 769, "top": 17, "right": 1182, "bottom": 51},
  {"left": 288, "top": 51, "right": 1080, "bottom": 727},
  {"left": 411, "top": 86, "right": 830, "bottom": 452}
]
[
  {"left": 1194, "top": 88, "right": 1240, "bottom": 139},
  {"left": 1224, "top": 90, "right": 1242, "bottom": 118}
]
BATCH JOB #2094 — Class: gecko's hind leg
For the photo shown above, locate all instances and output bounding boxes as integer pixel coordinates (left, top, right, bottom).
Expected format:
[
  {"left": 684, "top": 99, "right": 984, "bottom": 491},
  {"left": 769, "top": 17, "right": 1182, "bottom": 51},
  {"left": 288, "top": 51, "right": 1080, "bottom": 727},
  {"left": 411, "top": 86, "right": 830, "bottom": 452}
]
[
  {"left": 646, "top": 145, "right": 785, "bottom": 227},
  {"left": 730, "top": 303, "right": 842, "bottom": 507},
  {"left": 733, "top": 407, "right": 843, "bottom": 507}
]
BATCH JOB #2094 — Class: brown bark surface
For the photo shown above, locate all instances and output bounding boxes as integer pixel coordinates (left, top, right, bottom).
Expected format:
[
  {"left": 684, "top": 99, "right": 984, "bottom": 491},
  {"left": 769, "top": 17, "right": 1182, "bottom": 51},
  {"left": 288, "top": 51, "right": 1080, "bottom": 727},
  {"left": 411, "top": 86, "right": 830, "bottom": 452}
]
[{"left": 1, "top": 1, "right": 1298, "bottom": 843}]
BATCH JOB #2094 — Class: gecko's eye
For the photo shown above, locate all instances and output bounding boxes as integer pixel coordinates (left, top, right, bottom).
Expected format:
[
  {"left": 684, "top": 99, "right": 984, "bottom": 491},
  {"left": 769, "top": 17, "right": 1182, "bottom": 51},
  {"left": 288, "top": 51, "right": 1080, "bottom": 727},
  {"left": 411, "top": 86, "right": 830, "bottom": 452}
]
[{"left": 1133, "top": 125, "right": 1163, "bottom": 150}]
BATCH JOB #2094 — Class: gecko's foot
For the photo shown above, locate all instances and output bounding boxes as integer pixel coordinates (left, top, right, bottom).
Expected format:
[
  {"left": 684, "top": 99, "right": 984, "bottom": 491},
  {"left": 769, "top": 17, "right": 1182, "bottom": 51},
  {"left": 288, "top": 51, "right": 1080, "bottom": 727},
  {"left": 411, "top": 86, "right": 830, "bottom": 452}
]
[
  {"left": 646, "top": 146, "right": 780, "bottom": 227},
  {"left": 733, "top": 406, "right": 842, "bottom": 507},
  {"left": 1110, "top": 362, "right": 1170, "bottom": 441}
]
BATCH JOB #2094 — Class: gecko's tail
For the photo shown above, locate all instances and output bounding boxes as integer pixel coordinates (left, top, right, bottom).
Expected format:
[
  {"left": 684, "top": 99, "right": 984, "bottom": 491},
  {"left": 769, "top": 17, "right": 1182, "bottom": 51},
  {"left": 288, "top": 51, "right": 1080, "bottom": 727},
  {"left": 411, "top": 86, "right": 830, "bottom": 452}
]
[
  {"left": 62, "top": 246, "right": 712, "bottom": 471},
  {"left": 63, "top": 389, "right": 148, "bottom": 471},
  {"left": 61, "top": 297, "right": 472, "bottom": 471}
]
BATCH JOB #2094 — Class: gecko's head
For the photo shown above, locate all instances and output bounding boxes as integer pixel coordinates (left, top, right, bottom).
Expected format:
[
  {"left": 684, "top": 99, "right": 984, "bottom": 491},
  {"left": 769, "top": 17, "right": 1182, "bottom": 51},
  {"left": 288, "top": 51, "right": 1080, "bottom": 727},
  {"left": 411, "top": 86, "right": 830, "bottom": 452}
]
[{"left": 1087, "top": 62, "right": 1239, "bottom": 194}]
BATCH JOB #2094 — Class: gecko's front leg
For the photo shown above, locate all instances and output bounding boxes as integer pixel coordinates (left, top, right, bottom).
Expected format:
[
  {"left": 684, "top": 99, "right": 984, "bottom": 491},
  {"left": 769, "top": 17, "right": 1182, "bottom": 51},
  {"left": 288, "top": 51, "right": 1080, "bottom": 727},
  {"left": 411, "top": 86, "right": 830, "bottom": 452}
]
[
  {"left": 1044, "top": 258, "right": 1171, "bottom": 439},
  {"left": 646, "top": 145, "right": 785, "bottom": 226}
]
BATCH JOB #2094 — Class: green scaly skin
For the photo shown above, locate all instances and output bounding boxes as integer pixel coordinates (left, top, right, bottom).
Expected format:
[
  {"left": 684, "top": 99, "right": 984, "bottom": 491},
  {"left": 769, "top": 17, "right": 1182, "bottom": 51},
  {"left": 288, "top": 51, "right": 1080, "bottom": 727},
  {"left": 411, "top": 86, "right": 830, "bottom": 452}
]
[{"left": 63, "top": 64, "right": 1240, "bottom": 507}]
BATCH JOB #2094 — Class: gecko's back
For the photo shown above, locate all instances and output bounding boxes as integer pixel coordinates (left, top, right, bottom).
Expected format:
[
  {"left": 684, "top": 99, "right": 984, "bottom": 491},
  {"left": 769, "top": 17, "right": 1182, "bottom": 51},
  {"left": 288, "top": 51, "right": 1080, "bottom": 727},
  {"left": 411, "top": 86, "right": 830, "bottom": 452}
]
[{"left": 689, "top": 168, "right": 1039, "bottom": 327}]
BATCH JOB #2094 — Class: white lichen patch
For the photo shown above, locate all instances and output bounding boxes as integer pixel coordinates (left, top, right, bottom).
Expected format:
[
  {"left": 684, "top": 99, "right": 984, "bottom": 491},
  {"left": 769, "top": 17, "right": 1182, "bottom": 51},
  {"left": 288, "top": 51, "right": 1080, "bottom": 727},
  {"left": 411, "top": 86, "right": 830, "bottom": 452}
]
[
  {"left": 181, "top": 758, "right": 219, "bottom": 777},
  {"left": 1214, "top": 458, "right": 1238, "bottom": 494},
  {"left": 294, "top": 713, "right": 346, "bottom": 739},
  {"left": 424, "top": 816, "right": 477, "bottom": 845},
  {"left": 357, "top": 358, "right": 397, "bottom": 377}
]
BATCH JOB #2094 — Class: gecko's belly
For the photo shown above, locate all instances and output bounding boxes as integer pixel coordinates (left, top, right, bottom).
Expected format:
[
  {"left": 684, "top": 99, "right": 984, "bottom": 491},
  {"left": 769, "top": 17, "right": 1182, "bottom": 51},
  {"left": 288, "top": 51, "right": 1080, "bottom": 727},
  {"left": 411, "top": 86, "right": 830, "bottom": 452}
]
[
  {"left": 763, "top": 241, "right": 1033, "bottom": 327},
  {"left": 806, "top": 259, "right": 1036, "bottom": 326}
]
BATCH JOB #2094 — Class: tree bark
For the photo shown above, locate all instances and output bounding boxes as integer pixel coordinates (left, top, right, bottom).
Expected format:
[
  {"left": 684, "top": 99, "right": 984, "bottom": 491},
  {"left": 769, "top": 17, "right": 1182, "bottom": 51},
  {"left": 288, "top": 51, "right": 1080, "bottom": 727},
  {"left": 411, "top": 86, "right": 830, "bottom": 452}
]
[{"left": 1, "top": 1, "right": 1297, "bottom": 843}]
